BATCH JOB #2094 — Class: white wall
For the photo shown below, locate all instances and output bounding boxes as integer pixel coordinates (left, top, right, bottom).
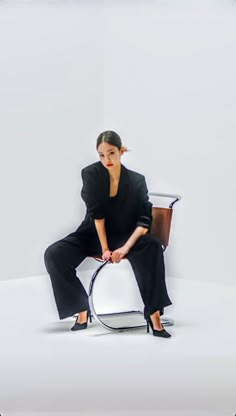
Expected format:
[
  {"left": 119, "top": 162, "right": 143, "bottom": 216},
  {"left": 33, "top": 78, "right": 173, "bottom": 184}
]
[
  {"left": 0, "top": 2, "right": 104, "bottom": 280},
  {"left": 103, "top": 1, "right": 236, "bottom": 284},
  {"left": 1, "top": 1, "right": 236, "bottom": 287}
]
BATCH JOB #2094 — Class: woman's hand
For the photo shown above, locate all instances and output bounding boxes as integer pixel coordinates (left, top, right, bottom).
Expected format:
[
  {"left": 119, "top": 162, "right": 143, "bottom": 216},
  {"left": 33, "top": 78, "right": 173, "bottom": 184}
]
[
  {"left": 102, "top": 249, "right": 112, "bottom": 261},
  {"left": 111, "top": 245, "right": 129, "bottom": 263}
]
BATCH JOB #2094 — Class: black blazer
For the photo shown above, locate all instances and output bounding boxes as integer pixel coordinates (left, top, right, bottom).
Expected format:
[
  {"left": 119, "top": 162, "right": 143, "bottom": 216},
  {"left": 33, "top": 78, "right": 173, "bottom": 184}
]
[{"left": 78, "top": 162, "right": 152, "bottom": 235}]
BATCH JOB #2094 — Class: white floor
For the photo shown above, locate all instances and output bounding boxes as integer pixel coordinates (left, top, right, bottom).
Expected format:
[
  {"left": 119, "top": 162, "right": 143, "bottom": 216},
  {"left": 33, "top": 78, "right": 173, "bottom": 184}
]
[{"left": 0, "top": 274, "right": 236, "bottom": 416}]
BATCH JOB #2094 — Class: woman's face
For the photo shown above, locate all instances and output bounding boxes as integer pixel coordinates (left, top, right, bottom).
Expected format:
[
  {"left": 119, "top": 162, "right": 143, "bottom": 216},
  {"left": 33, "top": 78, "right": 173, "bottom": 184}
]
[{"left": 97, "top": 142, "right": 123, "bottom": 170}]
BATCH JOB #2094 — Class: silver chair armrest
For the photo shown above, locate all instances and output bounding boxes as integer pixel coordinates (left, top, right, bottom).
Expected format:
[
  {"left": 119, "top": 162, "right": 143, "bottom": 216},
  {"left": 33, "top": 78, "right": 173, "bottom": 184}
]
[{"left": 149, "top": 192, "right": 182, "bottom": 209}]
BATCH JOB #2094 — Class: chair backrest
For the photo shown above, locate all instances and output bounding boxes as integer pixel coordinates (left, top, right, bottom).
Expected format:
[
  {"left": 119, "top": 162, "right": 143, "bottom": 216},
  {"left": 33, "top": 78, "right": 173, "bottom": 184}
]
[{"left": 150, "top": 207, "right": 173, "bottom": 248}]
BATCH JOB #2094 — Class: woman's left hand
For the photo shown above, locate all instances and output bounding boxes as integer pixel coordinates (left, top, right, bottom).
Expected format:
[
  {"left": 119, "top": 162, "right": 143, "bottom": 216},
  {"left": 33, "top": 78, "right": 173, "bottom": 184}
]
[{"left": 111, "top": 245, "right": 129, "bottom": 263}]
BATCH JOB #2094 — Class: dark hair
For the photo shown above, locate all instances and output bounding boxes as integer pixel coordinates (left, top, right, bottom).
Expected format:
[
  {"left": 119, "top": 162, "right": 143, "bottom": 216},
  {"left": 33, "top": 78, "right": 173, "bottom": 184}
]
[{"left": 96, "top": 130, "right": 127, "bottom": 151}]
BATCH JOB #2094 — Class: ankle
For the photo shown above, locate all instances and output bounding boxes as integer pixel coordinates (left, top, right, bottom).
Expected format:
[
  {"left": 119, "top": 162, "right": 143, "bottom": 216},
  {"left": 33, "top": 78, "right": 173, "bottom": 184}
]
[
  {"left": 76, "top": 311, "right": 88, "bottom": 324},
  {"left": 150, "top": 312, "right": 162, "bottom": 330}
]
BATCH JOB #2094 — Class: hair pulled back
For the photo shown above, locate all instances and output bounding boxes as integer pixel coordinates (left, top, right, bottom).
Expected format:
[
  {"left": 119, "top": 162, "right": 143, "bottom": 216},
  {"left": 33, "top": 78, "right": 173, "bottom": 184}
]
[{"left": 96, "top": 131, "right": 127, "bottom": 151}]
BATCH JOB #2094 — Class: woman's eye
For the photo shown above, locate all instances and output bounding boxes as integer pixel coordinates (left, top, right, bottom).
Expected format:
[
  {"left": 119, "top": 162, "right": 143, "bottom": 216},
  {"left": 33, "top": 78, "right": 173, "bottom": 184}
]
[
  {"left": 100, "top": 155, "right": 104, "bottom": 158},
  {"left": 109, "top": 152, "right": 115, "bottom": 155}
]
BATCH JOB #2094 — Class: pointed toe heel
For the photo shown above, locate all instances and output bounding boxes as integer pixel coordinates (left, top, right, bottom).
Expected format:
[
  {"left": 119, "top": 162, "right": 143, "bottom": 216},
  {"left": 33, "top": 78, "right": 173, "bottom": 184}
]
[
  {"left": 152, "top": 327, "right": 171, "bottom": 338},
  {"left": 71, "top": 310, "right": 92, "bottom": 331},
  {"left": 146, "top": 317, "right": 171, "bottom": 339},
  {"left": 71, "top": 321, "right": 88, "bottom": 331}
]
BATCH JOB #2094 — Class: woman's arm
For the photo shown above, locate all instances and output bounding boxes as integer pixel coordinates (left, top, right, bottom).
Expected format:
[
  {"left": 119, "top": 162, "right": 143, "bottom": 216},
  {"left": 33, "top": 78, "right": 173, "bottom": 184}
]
[
  {"left": 111, "top": 226, "right": 148, "bottom": 263},
  {"left": 112, "top": 175, "right": 151, "bottom": 263},
  {"left": 94, "top": 219, "right": 112, "bottom": 260},
  {"left": 81, "top": 167, "right": 105, "bottom": 220},
  {"left": 124, "top": 225, "right": 148, "bottom": 250},
  {"left": 135, "top": 176, "right": 152, "bottom": 229}
]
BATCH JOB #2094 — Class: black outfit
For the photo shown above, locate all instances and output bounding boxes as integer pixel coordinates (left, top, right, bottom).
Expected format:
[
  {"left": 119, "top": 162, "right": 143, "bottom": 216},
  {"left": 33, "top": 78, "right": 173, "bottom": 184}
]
[{"left": 44, "top": 162, "right": 172, "bottom": 320}]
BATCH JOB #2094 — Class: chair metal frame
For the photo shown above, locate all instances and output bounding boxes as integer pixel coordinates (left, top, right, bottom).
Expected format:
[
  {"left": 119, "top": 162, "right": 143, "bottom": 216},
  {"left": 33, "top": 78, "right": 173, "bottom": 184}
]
[{"left": 88, "top": 192, "right": 181, "bottom": 332}]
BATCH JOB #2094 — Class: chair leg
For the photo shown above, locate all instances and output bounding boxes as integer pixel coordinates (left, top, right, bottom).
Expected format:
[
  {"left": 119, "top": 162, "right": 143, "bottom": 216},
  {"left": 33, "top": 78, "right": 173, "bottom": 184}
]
[
  {"left": 88, "top": 261, "right": 148, "bottom": 332},
  {"left": 88, "top": 260, "right": 174, "bottom": 332}
]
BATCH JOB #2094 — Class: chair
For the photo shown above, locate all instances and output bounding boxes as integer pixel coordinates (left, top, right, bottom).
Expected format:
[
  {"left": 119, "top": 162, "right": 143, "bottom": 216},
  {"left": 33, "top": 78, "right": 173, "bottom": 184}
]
[{"left": 88, "top": 192, "right": 181, "bottom": 332}]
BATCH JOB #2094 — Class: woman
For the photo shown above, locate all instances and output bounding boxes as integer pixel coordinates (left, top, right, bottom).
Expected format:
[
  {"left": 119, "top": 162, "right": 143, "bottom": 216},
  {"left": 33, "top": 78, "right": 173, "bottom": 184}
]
[{"left": 44, "top": 131, "right": 172, "bottom": 338}]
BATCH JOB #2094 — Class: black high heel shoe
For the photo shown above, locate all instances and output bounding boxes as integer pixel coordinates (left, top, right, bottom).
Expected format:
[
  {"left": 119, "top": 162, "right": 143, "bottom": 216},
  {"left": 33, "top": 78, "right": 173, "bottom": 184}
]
[
  {"left": 71, "top": 310, "right": 92, "bottom": 331},
  {"left": 146, "top": 317, "right": 171, "bottom": 338}
]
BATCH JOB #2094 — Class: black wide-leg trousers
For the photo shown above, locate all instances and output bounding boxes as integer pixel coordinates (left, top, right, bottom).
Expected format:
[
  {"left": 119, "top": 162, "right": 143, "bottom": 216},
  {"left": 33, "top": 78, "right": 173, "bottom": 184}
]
[{"left": 44, "top": 230, "right": 172, "bottom": 320}]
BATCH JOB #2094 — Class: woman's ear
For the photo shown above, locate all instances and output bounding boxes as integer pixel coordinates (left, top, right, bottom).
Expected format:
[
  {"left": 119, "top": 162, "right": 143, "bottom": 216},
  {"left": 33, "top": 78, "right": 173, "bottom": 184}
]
[{"left": 120, "top": 146, "right": 125, "bottom": 155}]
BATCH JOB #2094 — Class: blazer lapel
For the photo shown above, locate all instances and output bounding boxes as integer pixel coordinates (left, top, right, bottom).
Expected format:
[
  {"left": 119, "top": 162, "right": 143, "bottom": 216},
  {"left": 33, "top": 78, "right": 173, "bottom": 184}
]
[
  {"left": 98, "top": 162, "right": 110, "bottom": 199},
  {"left": 97, "top": 162, "right": 129, "bottom": 202},
  {"left": 117, "top": 164, "right": 129, "bottom": 203}
]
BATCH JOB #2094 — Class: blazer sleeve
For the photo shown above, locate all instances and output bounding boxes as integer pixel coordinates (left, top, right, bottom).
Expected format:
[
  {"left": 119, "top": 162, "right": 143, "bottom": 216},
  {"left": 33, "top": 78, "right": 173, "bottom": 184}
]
[
  {"left": 136, "top": 176, "right": 153, "bottom": 230},
  {"left": 81, "top": 168, "right": 105, "bottom": 220}
]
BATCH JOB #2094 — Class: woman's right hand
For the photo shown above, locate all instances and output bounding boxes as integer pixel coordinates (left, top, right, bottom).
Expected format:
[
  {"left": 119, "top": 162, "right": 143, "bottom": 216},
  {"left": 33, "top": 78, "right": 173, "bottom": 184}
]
[{"left": 102, "top": 249, "right": 112, "bottom": 261}]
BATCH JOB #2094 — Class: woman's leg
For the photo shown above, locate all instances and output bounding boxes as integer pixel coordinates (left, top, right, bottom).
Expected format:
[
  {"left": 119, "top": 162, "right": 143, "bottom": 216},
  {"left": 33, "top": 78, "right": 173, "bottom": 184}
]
[
  {"left": 44, "top": 231, "right": 99, "bottom": 320},
  {"left": 126, "top": 233, "right": 172, "bottom": 328}
]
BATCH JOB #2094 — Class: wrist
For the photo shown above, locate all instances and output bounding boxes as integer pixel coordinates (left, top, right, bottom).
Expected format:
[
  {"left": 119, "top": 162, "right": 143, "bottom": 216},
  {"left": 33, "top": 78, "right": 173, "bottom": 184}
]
[
  {"left": 123, "top": 242, "right": 131, "bottom": 252},
  {"left": 102, "top": 247, "right": 109, "bottom": 254}
]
